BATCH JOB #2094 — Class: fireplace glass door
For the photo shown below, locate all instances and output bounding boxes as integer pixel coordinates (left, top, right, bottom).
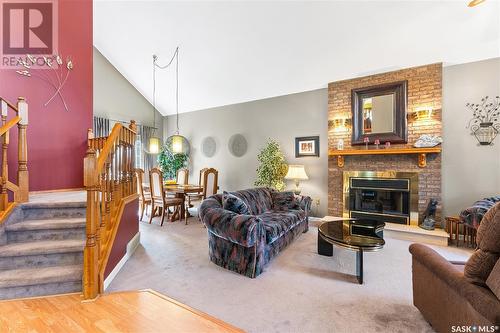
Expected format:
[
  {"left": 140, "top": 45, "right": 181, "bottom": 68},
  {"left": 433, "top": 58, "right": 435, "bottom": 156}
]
[
  {"left": 347, "top": 177, "right": 411, "bottom": 224},
  {"left": 350, "top": 189, "right": 409, "bottom": 216}
]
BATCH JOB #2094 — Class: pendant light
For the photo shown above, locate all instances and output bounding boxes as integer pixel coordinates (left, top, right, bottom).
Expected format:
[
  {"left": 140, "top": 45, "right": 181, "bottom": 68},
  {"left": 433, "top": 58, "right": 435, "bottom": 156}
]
[
  {"left": 147, "top": 55, "right": 161, "bottom": 154},
  {"left": 154, "top": 47, "right": 190, "bottom": 156}
]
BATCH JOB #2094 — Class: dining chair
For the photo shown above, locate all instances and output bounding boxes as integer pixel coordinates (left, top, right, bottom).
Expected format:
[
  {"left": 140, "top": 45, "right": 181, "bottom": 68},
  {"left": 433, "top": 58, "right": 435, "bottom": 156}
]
[
  {"left": 184, "top": 168, "right": 207, "bottom": 224},
  {"left": 185, "top": 168, "right": 218, "bottom": 224},
  {"left": 177, "top": 168, "right": 189, "bottom": 185},
  {"left": 166, "top": 168, "right": 190, "bottom": 199},
  {"left": 149, "top": 168, "right": 184, "bottom": 226},
  {"left": 135, "top": 168, "right": 151, "bottom": 221}
]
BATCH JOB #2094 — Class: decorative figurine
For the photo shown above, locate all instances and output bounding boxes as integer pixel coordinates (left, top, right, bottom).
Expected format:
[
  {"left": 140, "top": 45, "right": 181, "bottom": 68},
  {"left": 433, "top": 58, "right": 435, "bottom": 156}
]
[
  {"left": 337, "top": 139, "right": 344, "bottom": 150},
  {"left": 385, "top": 141, "right": 391, "bottom": 149},
  {"left": 419, "top": 198, "right": 438, "bottom": 230}
]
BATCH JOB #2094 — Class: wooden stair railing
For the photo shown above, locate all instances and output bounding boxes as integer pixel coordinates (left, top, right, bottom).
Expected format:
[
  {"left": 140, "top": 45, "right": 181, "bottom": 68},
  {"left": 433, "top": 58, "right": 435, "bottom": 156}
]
[
  {"left": 0, "top": 97, "right": 29, "bottom": 221},
  {"left": 83, "top": 120, "right": 137, "bottom": 300}
]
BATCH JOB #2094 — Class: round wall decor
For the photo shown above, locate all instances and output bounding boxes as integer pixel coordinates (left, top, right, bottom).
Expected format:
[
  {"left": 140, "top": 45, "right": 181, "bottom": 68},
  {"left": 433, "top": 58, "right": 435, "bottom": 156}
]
[
  {"left": 201, "top": 136, "right": 217, "bottom": 158},
  {"left": 228, "top": 134, "right": 248, "bottom": 157}
]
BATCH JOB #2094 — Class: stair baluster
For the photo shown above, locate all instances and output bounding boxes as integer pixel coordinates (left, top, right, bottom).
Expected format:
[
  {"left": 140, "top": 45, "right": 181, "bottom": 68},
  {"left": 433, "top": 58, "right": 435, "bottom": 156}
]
[{"left": 83, "top": 120, "right": 137, "bottom": 299}]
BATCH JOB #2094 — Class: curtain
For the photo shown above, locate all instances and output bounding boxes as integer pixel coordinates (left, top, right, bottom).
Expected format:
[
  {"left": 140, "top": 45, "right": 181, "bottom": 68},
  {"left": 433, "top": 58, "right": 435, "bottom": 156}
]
[
  {"left": 140, "top": 125, "right": 157, "bottom": 178},
  {"left": 93, "top": 116, "right": 110, "bottom": 137}
]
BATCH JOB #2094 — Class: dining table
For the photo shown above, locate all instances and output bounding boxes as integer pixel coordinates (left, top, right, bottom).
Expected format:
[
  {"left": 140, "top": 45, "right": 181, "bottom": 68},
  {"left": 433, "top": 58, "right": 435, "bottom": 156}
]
[
  {"left": 164, "top": 184, "right": 204, "bottom": 221},
  {"left": 143, "top": 183, "right": 204, "bottom": 222}
]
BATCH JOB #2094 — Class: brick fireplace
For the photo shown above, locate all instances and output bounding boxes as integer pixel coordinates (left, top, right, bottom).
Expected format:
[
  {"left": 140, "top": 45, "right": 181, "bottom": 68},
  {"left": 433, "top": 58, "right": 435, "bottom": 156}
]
[{"left": 327, "top": 63, "right": 442, "bottom": 225}]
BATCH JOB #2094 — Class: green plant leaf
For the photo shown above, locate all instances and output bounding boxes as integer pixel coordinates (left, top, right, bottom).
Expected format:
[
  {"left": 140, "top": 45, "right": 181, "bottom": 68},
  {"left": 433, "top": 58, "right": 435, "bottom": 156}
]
[
  {"left": 254, "top": 139, "right": 288, "bottom": 191},
  {"left": 157, "top": 146, "right": 189, "bottom": 180}
]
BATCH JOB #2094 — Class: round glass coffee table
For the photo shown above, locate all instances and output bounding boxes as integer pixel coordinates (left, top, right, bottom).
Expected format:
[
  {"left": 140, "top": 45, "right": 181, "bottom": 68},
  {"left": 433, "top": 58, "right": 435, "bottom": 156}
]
[{"left": 318, "top": 218, "right": 385, "bottom": 284}]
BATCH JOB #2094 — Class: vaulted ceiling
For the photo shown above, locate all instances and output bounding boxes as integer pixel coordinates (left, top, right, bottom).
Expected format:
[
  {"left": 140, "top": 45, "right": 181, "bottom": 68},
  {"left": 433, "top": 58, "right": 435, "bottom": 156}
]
[{"left": 94, "top": 1, "right": 500, "bottom": 115}]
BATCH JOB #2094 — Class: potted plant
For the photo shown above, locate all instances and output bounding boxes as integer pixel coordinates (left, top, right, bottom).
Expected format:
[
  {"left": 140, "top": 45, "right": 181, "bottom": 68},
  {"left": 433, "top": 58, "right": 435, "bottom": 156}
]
[
  {"left": 157, "top": 146, "right": 189, "bottom": 180},
  {"left": 254, "top": 139, "right": 288, "bottom": 191}
]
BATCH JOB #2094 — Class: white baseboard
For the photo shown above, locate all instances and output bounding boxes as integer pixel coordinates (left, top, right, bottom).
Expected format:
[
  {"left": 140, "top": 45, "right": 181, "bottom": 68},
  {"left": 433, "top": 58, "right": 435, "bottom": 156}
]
[{"left": 104, "top": 231, "right": 141, "bottom": 290}]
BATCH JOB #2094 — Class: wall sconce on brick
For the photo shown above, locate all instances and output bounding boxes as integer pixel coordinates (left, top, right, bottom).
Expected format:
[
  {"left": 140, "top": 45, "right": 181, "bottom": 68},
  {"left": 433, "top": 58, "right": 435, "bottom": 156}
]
[
  {"left": 412, "top": 106, "right": 435, "bottom": 121},
  {"left": 330, "top": 118, "right": 351, "bottom": 132}
]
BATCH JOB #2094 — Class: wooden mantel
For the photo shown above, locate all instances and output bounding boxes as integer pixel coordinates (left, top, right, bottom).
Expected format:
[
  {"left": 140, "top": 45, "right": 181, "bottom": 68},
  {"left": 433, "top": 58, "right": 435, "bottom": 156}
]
[{"left": 329, "top": 147, "right": 441, "bottom": 168}]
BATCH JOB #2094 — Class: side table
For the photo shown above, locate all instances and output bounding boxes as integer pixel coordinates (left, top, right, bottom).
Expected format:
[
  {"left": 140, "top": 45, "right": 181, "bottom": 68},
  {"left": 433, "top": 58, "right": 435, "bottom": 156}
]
[
  {"left": 445, "top": 216, "right": 461, "bottom": 246},
  {"left": 445, "top": 216, "right": 477, "bottom": 248}
]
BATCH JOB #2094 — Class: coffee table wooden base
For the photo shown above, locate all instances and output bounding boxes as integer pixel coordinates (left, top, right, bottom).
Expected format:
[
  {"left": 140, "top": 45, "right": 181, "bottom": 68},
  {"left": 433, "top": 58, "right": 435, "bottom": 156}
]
[{"left": 318, "top": 233, "right": 364, "bottom": 284}]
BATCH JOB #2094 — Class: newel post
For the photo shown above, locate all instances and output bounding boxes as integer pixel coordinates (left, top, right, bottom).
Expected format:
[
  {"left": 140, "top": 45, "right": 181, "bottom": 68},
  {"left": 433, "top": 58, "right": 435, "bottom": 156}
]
[
  {"left": 129, "top": 120, "right": 137, "bottom": 195},
  {"left": 87, "top": 128, "right": 94, "bottom": 148},
  {"left": 83, "top": 147, "right": 99, "bottom": 299},
  {"left": 0, "top": 100, "right": 8, "bottom": 210},
  {"left": 129, "top": 120, "right": 137, "bottom": 133},
  {"left": 16, "top": 97, "right": 28, "bottom": 203}
]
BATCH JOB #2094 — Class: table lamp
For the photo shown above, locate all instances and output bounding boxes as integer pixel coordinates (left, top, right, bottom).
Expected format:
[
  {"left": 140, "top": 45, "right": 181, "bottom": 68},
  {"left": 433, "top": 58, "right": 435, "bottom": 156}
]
[{"left": 285, "top": 165, "right": 308, "bottom": 195}]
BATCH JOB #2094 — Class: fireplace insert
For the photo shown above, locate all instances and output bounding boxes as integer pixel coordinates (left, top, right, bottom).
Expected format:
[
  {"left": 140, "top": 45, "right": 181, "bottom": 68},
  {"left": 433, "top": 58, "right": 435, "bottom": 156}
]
[{"left": 343, "top": 171, "right": 419, "bottom": 225}]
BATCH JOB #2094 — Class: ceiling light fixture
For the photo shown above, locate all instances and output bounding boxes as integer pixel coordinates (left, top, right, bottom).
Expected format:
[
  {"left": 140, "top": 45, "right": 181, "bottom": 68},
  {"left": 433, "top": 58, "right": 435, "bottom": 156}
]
[
  {"left": 468, "top": 0, "right": 486, "bottom": 7},
  {"left": 147, "top": 54, "right": 161, "bottom": 154},
  {"left": 153, "top": 47, "right": 190, "bottom": 155}
]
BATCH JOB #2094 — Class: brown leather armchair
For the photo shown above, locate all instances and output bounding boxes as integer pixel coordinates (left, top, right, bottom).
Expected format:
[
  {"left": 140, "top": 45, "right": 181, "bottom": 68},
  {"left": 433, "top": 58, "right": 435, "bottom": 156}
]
[{"left": 409, "top": 202, "right": 500, "bottom": 333}]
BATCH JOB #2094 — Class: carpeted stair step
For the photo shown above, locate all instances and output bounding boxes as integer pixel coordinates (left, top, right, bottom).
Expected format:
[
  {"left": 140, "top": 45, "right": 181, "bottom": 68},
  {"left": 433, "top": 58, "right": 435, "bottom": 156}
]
[
  {"left": 0, "top": 239, "right": 85, "bottom": 270},
  {"left": 0, "top": 265, "right": 82, "bottom": 300},
  {"left": 5, "top": 218, "right": 86, "bottom": 243},
  {"left": 20, "top": 201, "right": 86, "bottom": 221}
]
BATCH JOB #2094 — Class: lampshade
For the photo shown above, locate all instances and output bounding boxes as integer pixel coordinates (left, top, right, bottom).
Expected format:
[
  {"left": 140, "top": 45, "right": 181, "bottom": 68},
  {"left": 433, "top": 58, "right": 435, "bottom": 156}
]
[
  {"left": 165, "top": 134, "right": 190, "bottom": 155},
  {"left": 172, "top": 135, "right": 183, "bottom": 153},
  {"left": 148, "top": 137, "right": 160, "bottom": 154},
  {"left": 285, "top": 165, "right": 309, "bottom": 180}
]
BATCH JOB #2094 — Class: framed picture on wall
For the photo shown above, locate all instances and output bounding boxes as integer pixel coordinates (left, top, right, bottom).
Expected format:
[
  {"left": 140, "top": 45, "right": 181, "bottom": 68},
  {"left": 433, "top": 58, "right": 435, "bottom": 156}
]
[{"left": 295, "top": 136, "right": 320, "bottom": 157}]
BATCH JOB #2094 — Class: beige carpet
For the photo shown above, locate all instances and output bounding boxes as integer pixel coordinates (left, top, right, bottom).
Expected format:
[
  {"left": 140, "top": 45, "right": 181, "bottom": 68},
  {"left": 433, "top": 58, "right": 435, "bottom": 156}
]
[{"left": 107, "top": 216, "right": 472, "bottom": 333}]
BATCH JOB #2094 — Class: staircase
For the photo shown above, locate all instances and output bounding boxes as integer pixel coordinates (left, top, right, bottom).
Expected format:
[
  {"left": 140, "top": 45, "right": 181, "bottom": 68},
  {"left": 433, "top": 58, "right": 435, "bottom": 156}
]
[
  {"left": 0, "top": 199, "right": 86, "bottom": 300},
  {"left": 0, "top": 98, "right": 137, "bottom": 301}
]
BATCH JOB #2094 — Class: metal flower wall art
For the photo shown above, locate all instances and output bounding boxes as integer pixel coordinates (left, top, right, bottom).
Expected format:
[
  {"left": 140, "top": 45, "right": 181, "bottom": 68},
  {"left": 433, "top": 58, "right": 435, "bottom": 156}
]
[
  {"left": 16, "top": 54, "right": 74, "bottom": 112},
  {"left": 466, "top": 96, "right": 500, "bottom": 146}
]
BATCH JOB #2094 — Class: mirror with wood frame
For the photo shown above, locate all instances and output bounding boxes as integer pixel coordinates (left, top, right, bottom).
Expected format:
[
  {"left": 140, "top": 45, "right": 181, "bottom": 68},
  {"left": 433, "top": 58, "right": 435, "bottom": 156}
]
[{"left": 351, "top": 81, "right": 408, "bottom": 145}]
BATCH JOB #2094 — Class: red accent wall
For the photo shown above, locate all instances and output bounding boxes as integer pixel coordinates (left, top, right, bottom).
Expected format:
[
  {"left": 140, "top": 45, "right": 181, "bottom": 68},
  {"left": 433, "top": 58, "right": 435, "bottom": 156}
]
[
  {"left": 104, "top": 198, "right": 139, "bottom": 279},
  {"left": 0, "top": 0, "right": 93, "bottom": 191}
]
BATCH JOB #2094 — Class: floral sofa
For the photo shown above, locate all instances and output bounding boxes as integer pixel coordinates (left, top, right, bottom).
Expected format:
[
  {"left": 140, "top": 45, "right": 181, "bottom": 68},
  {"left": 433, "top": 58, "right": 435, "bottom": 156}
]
[{"left": 199, "top": 187, "right": 311, "bottom": 278}]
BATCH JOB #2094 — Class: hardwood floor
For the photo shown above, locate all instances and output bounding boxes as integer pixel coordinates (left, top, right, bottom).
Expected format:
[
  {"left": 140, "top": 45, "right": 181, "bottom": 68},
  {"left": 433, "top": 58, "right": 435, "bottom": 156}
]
[{"left": 0, "top": 289, "right": 243, "bottom": 332}]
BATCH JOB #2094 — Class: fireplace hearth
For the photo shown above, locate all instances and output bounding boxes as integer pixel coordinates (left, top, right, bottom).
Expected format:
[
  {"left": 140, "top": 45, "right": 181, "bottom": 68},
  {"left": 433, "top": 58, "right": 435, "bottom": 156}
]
[{"left": 343, "top": 171, "right": 419, "bottom": 225}]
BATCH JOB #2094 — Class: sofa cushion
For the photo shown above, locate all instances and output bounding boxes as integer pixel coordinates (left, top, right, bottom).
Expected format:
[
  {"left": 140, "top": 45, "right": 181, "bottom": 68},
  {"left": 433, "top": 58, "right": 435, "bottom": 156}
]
[
  {"left": 465, "top": 249, "right": 499, "bottom": 286},
  {"left": 486, "top": 259, "right": 500, "bottom": 300},
  {"left": 271, "top": 191, "right": 299, "bottom": 211},
  {"left": 222, "top": 191, "right": 250, "bottom": 215},
  {"left": 476, "top": 201, "right": 500, "bottom": 253},
  {"left": 259, "top": 210, "right": 304, "bottom": 244},
  {"left": 229, "top": 188, "right": 273, "bottom": 215}
]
